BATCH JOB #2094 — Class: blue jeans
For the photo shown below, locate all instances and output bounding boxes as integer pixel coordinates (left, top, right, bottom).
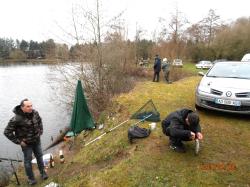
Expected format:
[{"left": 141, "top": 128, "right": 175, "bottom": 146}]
[{"left": 21, "top": 139, "right": 45, "bottom": 180}]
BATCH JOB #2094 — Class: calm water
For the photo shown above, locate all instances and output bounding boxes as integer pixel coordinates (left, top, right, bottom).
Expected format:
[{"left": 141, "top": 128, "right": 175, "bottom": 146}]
[{"left": 0, "top": 64, "right": 70, "bottom": 164}]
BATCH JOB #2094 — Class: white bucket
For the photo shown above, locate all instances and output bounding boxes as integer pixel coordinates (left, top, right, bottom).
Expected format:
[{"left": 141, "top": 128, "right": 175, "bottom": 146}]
[
  {"left": 149, "top": 122, "right": 156, "bottom": 130},
  {"left": 31, "top": 153, "right": 53, "bottom": 164}
]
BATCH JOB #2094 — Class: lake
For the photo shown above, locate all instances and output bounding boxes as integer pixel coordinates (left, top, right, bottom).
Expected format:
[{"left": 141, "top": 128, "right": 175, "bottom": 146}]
[{"left": 0, "top": 64, "right": 71, "bottom": 167}]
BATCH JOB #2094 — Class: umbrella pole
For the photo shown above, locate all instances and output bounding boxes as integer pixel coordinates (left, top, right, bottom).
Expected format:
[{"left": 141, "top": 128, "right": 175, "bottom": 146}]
[{"left": 10, "top": 160, "right": 20, "bottom": 185}]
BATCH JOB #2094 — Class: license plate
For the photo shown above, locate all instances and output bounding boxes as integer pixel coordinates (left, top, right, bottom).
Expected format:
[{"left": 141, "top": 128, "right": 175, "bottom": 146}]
[{"left": 215, "top": 98, "right": 241, "bottom": 106}]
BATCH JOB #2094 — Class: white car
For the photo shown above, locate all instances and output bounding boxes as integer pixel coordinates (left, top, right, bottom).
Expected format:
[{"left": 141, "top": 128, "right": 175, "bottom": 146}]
[
  {"left": 195, "top": 61, "right": 250, "bottom": 114},
  {"left": 241, "top": 53, "right": 250, "bottom": 62},
  {"left": 172, "top": 59, "right": 183, "bottom": 67},
  {"left": 195, "top": 61, "right": 213, "bottom": 69}
]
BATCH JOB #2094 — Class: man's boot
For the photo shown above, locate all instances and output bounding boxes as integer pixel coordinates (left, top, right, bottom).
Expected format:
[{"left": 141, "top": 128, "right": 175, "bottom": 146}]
[
  {"left": 41, "top": 170, "right": 48, "bottom": 180},
  {"left": 28, "top": 178, "right": 37, "bottom": 185},
  {"left": 169, "top": 138, "right": 186, "bottom": 153}
]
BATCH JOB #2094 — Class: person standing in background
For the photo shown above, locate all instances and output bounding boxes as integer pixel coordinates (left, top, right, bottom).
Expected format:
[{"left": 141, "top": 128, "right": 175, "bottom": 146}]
[{"left": 153, "top": 54, "right": 161, "bottom": 82}]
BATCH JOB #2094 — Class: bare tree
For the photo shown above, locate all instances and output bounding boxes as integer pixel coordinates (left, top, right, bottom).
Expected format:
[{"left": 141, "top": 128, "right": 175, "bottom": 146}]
[
  {"left": 186, "top": 23, "right": 205, "bottom": 43},
  {"left": 50, "top": 0, "right": 135, "bottom": 118},
  {"left": 134, "top": 23, "right": 146, "bottom": 65},
  {"left": 158, "top": 6, "right": 188, "bottom": 59},
  {"left": 169, "top": 8, "right": 186, "bottom": 42},
  {"left": 199, "top": 9, "right": 221, "bottom": 45}
]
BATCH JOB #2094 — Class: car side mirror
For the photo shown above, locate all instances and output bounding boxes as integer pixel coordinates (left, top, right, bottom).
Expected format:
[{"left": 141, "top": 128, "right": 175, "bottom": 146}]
[{"left": 198, "top": 72, "right": 205, "bottom": 76}]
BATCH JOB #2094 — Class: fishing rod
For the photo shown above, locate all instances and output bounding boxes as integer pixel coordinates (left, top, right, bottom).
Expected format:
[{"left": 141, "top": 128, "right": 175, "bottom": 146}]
[
  {"left": 0, "top": 158, "right": 22, "bottom": 162},
  {"left": 43, "top": 127, "right": 70, "bottom": 151},
  {"left": 84, "top": 114, "right": 153, "bottom": 147},
  {"left": 84, "top": 119, "right": 129, "bottom": 146}
]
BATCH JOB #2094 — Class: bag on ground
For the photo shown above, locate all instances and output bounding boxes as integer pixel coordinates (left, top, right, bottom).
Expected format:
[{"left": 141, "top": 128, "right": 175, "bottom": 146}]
[{"left": 128, "top": 125, "right": 151, "bottom": 143}]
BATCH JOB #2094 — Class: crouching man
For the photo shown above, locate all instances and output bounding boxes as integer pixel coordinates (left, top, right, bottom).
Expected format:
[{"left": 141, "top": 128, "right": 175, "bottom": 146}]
[
  {"left": 161, "top": 108, "right": 203, "bottom": 153},
  {"left": 4, "top": 99, "right": 48, "bottom": 185}
]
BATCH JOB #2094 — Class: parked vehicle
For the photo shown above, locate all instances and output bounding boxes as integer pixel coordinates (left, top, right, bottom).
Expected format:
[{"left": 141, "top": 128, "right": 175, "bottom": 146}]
[
  {"left": 241, "top": 53, "right": 250, "bottom": 62},
  {"left": 172, "top": 59, "right": 183, "bottom": 67},
  {"left": 212, "top": 59, "right": 227, "bottom": 64},
  {"left": 195, "top": 61, "right": 213, "bottom": 69},
  {"left": 195, "top": 61, "right": 250, "bottom": 114},
  {"left": 138, "top": 59, "right": 149, "bottom": 66}
]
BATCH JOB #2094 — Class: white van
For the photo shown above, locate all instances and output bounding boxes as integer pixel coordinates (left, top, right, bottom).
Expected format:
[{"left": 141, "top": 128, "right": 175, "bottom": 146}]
[{"left": 241, "top": 53, "right": 250, "bottom": 62}]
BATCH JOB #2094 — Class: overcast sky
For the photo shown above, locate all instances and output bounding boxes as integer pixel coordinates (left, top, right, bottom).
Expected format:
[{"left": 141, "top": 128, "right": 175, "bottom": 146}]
[{"left": 0, "top": 0, "right": 249, "bottom": 45}]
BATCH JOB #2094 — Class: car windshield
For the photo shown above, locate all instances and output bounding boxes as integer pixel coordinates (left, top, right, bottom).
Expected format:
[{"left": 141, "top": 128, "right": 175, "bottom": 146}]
[
  {"left": 174, "top": 59, "right": 182, "bottom": 62},
  {"left": 207, "top": 63, "right": 250, "bottom": 79}
]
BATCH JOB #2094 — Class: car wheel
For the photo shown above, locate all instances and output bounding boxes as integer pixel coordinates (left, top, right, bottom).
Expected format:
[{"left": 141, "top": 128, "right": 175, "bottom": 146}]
[{"left": 195, "top": 104, "right": 203, "bottom": 111}]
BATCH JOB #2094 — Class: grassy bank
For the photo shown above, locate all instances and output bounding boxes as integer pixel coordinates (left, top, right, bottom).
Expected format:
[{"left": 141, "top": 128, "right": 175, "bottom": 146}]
[
  {"left": 8, "top": 76, "right": 250, "bottom": 187},
  {"left": 183, "top": 62, "right": 208, "bottom": 74}
]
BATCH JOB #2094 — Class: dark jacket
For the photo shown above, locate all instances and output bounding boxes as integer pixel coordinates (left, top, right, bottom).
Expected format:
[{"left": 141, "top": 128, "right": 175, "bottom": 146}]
[
  {"left": 4, "top": 105, "right": 43, "bottom": 145},
  {"left": 154, "top": 57, "right": 161, "bottom": 72},
  {"left": 161, "top": 108, "right": 201, "bottom": 139}
]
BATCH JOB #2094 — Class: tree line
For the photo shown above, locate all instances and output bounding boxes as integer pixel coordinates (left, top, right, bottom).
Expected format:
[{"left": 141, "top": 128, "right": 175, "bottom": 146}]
[
  {"left": 0, "top": 38, "right": 69, "bottom": 62},
  {"left": 151, "top": 9, "right": 250, "bottom": 62},
  {"left": 1, "top": 12, "right": 249, "bottom": 64}
]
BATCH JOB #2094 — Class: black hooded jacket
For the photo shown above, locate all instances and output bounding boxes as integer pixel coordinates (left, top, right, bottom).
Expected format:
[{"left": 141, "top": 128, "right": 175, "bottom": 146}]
[
  {"left": 4, "top": 105, "right": 43, "bottom": 145},
  {"left": 161, "top": 108, "right": 201, "bottom": 139},
  {"left": 154, "top": 57, "right": 161, "bottom": 73}
]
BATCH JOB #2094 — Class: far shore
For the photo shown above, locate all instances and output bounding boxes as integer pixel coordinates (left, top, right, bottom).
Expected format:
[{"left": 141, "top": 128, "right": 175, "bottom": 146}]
[{"left": 0, "top": 59, "right": 66, "bottom": 65}]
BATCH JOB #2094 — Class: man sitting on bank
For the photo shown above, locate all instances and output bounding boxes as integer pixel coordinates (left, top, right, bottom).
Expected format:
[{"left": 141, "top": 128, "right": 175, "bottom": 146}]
[{"left": 161, "top": 108, "right": 203, "bottom": 153}]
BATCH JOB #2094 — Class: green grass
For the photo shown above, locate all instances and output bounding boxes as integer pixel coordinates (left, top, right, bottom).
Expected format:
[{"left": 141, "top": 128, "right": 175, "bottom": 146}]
[
  {"left": 183, "top": 62, "right": 208, "bottom": 74},
  {"left": 9, "top": 76, "right": 250, "bottom": 187}
]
